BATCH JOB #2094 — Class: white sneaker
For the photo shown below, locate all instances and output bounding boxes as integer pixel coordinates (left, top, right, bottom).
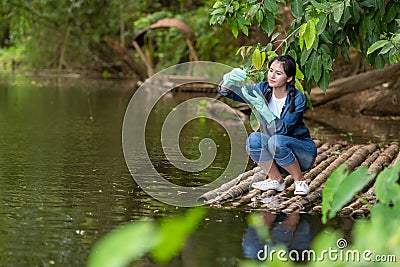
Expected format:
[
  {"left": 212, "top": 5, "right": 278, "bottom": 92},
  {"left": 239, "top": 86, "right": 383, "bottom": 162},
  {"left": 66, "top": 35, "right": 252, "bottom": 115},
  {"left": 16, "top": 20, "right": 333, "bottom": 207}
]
[
  {"left": 252, "top": 178, "right": 286, "bottom": 191},
  {"left": 294, "top": 180, "right": 309, "bottom": 195}
]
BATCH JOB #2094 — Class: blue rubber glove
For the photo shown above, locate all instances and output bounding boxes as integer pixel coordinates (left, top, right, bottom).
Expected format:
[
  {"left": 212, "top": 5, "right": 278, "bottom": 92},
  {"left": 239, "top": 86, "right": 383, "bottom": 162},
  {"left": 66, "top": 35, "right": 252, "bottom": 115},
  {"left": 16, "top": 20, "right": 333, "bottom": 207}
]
[
  {"left": 222, "top": 68, "right": 247, "bottom": 88},
  {"left": 241, "top": 86, "right": 276, "bottom": 123}
]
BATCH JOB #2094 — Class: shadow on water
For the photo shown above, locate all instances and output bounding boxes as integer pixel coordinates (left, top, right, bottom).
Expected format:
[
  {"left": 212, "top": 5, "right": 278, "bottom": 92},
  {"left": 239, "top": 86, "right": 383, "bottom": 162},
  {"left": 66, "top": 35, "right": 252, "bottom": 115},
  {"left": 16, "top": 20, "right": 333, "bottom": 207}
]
[{"left": 0, "top": 74, "right": 397, "bottom": 266}]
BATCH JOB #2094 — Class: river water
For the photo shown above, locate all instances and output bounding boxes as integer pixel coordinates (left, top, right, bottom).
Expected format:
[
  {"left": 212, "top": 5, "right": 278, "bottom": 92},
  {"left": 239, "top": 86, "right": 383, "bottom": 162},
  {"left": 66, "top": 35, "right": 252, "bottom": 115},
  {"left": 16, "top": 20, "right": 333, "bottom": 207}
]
[{"left": 0, "top": 74, "right": 398, "bottom": 266}]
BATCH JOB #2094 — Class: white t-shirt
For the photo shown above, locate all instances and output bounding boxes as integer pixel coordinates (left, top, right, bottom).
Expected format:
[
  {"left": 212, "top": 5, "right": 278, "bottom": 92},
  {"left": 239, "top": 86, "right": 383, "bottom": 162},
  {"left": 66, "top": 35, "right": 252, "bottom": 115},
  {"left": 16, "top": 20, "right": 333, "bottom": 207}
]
[{"left": 268, "top": 93, "right": 287, "bottom": 118}]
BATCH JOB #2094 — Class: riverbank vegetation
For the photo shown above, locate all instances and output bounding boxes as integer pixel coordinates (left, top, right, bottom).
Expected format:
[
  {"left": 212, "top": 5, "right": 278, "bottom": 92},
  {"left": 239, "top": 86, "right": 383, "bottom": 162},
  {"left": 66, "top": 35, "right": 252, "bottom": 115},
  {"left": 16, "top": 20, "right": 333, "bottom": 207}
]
[
  {"left": 2, "top": 0, "right": 398, "bottom": 84},
  {"left": 0, "top": 0, "right": 249, "bottom": 78}
]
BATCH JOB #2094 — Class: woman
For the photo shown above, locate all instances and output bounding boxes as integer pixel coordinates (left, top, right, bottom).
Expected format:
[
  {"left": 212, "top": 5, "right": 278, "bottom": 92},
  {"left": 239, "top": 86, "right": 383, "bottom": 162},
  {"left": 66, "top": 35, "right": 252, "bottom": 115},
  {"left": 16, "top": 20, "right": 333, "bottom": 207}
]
[{"left": 218, "top": 55, "right": 316, "bottom": 195}]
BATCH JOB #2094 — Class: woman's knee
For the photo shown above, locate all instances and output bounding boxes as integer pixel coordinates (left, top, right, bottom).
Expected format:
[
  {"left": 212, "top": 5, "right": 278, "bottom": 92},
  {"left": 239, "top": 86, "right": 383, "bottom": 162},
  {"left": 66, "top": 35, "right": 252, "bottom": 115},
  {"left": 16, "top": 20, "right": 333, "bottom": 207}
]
[
  {"left": 246, "top": 132, "right": 271, "bottom": 162},
  {"left": 246, "top": 132, "right": 268, "bottom": 150},
  {"left": 267, "top": 134, "right": 286, "bottom": 154}
]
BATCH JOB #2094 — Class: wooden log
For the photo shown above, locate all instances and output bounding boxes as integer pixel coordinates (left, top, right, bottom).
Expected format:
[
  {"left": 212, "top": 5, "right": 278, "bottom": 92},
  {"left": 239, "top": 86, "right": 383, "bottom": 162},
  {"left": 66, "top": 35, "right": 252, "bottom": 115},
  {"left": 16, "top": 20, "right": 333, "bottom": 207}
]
[
  {"left": 340, "top": 143, "right": 399, "bottom": 215},
  {"left": 309, "top": 146, "right": 360, "bottom": 192},
  {"left": 274, "top": 145, "right": 374, "bottom": 213},
  {"left": 197, "top": 167, "right": 261, "bottom": 203},
  {"left": 313, "top": 139, "right": 323, "bottom": 148},
  {"left": 360, "top": 150, "right": 381, "bottom": 168},
  {"left": 239, "top": 141, "right": 325, "bottom": 206},
  {"left": 344, "top": 144, "right": 377, "bottom": 171},
  {"left": 389, "top": 150, "right": 400, "bottom": 168},
  {"left": 317, "top": 142, "right": 331, "bottom": 154},
  {"left": 368, "top": 142, "right": 399, "bottom": 174},
  {"left": 252, "top": 144, "right": 344, "bottom": 209},
  {"left": 205, "top": 170, "right": 266, "bottom": 204},
  {"left": 314, "top": 144, "right": 342, "bottom": 166},
  {"left": 310, "top": 63, "right": 400, "bottom": 107}
]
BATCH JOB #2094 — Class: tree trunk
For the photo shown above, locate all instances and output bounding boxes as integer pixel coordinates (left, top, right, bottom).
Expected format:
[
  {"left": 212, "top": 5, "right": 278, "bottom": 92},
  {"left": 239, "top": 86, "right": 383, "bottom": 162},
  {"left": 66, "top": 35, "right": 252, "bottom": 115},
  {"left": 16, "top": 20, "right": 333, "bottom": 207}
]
[
  {"left": 310, "top": 63, "right": 400, "bottom": 116},
  {"left": 103, "top": 36, "right": 147, "bottom": 80}
]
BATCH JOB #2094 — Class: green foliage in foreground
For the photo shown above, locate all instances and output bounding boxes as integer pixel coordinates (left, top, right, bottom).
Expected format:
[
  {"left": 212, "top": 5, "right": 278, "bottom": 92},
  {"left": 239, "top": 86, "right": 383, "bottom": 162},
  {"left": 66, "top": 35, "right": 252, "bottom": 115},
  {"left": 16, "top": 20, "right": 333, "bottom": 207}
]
[
  {"left": 88, "top": 162, "right": 400, "bottom": 266},
  {"left": 209, "top": 0, "right": 400, "bottom": 93},
  {"left": 241, "top": 161, "right": 400, "bottom": 267},
  {"left": 322, "top": 161, "right": 400, "bottom": 224},
  {"left": 87, "top": 208, "right": 207, "bottom": 267},
  {"left": 321, "top": 165, "right": 375, "bottom": 224}
]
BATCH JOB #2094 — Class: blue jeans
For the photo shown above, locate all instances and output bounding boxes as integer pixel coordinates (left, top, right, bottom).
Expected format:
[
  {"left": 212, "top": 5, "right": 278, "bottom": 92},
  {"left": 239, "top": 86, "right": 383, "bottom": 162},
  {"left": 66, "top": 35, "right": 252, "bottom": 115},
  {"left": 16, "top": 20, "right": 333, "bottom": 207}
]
[{"left": 246, "top": 132, "right": 317, "bottom": 172}]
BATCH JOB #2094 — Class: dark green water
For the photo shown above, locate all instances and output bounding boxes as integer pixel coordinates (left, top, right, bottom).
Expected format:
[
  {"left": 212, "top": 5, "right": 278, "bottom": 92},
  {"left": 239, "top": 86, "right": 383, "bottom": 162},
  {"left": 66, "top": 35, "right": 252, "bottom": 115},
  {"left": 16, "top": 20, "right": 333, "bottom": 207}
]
[{"left": 0, "top": 74, "right": 397, "bottom": 266}]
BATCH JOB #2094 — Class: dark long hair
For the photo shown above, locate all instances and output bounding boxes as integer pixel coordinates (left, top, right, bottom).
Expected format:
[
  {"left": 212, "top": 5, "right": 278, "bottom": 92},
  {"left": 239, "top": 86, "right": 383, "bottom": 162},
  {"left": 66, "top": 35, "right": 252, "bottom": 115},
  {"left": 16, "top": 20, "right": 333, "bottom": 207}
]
[{"left": 268, "top": 55, "right": 297, "bottom": 112}]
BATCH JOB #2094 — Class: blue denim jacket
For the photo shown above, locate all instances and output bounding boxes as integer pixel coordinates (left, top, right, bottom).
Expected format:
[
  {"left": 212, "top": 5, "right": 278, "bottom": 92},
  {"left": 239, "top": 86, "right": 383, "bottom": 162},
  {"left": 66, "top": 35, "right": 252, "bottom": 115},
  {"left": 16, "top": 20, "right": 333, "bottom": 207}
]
[{"left": 218, "top": 81, "right": 311, "bottom": 139}]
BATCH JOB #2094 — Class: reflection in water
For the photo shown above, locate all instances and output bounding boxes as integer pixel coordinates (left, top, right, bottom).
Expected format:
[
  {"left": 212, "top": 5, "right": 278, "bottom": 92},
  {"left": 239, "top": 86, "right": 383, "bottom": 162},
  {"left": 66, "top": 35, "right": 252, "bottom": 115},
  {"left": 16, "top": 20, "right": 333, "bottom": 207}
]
[{"left": 242, "top": 212, "right": 312, "bottom": 261}]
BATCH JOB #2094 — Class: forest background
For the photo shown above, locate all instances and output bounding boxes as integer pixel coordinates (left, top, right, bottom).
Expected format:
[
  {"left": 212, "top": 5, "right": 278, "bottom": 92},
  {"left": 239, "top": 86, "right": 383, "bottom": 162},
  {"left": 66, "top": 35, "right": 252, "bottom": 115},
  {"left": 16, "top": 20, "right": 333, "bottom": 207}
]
[
  {"left": 0, "top": 0, "right": 399, "bottom": 116},
  {"left": 0, "top": 0, "right": 250, "bottom": 79}
]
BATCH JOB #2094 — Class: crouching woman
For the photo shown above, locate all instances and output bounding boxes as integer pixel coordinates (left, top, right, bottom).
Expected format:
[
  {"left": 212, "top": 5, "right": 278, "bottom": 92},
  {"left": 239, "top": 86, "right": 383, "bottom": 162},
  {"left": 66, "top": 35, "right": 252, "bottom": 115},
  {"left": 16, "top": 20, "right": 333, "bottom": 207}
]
[{"left": 218, "top": 55, "right": 317, "bottom": 195}]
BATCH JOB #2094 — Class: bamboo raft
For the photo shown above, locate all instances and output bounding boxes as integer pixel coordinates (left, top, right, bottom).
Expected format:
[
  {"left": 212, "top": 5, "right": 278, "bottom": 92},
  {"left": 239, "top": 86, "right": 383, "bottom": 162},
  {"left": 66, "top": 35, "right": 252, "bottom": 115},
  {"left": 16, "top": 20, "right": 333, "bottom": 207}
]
[{"left": 198, "top": 140, "right": 400, "bottom": 218}]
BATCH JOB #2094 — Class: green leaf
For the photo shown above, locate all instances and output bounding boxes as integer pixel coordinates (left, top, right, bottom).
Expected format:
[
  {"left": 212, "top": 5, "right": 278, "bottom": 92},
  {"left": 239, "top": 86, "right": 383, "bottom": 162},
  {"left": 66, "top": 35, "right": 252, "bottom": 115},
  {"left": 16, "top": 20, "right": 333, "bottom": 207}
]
[
  {"left": 304, "top": 19, "right": 317, "bottom": 50},
  {"left": 322, "top": 164, "right": 347, "bottom": 224},
  {"left": 291, "top": 0, "right": 304, "bottom": 19},
  {"left": 310, "top": 0, "right": 330, "bottom": 11},
  {"left": 311, "top": 54, "right": 321, "bottom": 83},
  {"left": 260, "top": 11, "right": 275, "bottom": 36},
  {"left": 256, "top": 9, "right": 263, "bottom": 24},
  {"left": 295, "top": 79, "right": 304, "bottom": 93},
  {"left": 238, "top": 20, "right": 249, "bottom": 36},
  {"left": 332, "top": 2, "right": 344, "bottom": 24},
  {"left": 379, "top": 43, "right": 394, "bottom": 55},
  {"left": 317, "top": 70, "right": 330, "bottom": 93},
  {"left": 250, "top": 109, "right": 261, "bottom": 131},
  {"left": 375, "top": 54, "right": 385, "bottom": 69},
  {"left": 385, "top": 1, "right": 399, "bottom": 24},
  {"left": 298, "top": 23, "right": 307, "bottom": 51},
  {"left": 348, "top": 27, "right": 361, "bottom": 51},
  {"left": 360, "top": 15, "right": 374, "bottom": 39},
  {"left": 376, "top": 0, "right": 385, "bottom": 17},
  {"left": 329, "top": 167, "right": 375, "bottom": 218},
  {"left": 295, "top": 63, "right": 304, "bottom": 80},
  {"left": 266, "top": 50, "right": 278, "bottom": 62},
  {"left": 341, "top": 40, "right": 350, "bottom": 59},
  {"left": 209, "top": 15, "right": 217, "bottom": 25},
  {"left": 252, "top": 47, "right": 266, "bottom": 70},
  {"left": 322, "top": 165, "right": 375, "bottom": 224},
  {"left": 389, "top": 49, "right": 400, "bottom": 64},
  {"left": 264, "top": 0, "right": 278, "bottom": 14},
  {"left": 311, "top": 230, "right": 342, "bottom": 258},
  {"left": 316, "top": 15, "right": 327, "bottom": 35},
  {"left": 287, "top": 50, "right": 297, "bottom": 61},
  {"left": 359, "top": 0, "right": 375, "bottom": 8},
  {"left": 374, "top": 161, "right": 400, "bottom": 205},
  {"left": 210, "top": 7, "right": 225, "bottom": 15},
  {"left": 270, "top": 32, "right": 281, "bottom": 42},
  {"left": 319, "top": 30, "right": 332, "bottom": 44},
  {"left": 249, "top": 3, "right": 260, "bottom": 16},
  {"left": 304, "top": 51, "right": 314, "bottom": 80},
  {"left": 352, "top": 203, "right": 400, "bottom": 254},
  {"left": 305, "top": 94, "right": 314, "bottom": 110},
  {"left": 212, "top": 1, "right": 223, "bottom": 9},
  {"left": 300, "top": 46, "right": 313, "bottom": 66},
  {"left": 152, "top": 208, "right": 208, "bottom": 263},
  {"left": 342, "top": 4, "right": 351, "bottom": 24},
  {"left": 367, "top": 40, "right": 391, "bottom": 54},
  {"left": 231, "top": 20, "right": 239, "bottom": 38},
  {"left": 88, "top": 221, "right": 160, "bottom": 267},
  {"left": 232, "top": 1, "right": 240, "bottom": 11},
  {"left": 350, "top": 0, "right": 361, "bottom": 23}
]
